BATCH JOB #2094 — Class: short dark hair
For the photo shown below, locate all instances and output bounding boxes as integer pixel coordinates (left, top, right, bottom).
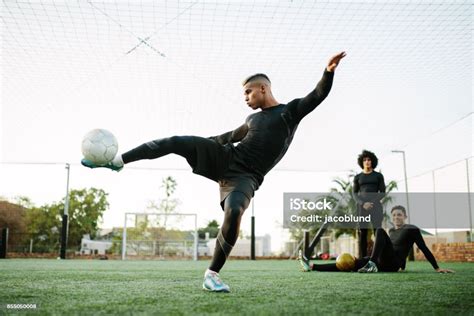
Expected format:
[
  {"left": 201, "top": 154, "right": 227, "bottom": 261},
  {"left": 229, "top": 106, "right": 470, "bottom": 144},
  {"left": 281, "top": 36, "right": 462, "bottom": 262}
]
[
  {"left": 357, "top": 149, "right": 378, "bottom": 169},
  {"left": 391, "top": 205, "right": 407, "bottom": 216},
  {"left": 242, "top": 73, "right": 271, "bottom": 86}
]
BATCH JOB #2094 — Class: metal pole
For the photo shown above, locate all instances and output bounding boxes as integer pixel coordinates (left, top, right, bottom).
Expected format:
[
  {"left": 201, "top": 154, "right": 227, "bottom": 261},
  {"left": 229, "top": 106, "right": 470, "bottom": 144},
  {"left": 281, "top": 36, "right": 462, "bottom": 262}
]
[
  {"left": 251, "top": 199, "right": 255, "bottom": 260},
  {"left": 194, "top": 214, "right": 198, "bottom": 261},
  {"left": 401, "top": 152, "right": 415, "bottom": 261},
  {"left": 432, "top": 171, "right": 438, "bottom": 243},
  {"left": 401, "top": 152, "right": 411, "bottom": 223},
  {"left": 466, "top": 159, "right": 473, "bottom": 242},
  {"left": 0, "top": 228, "right": 8, "bottom": 259},
  {"left": 122, "top": 213, "right": 127, "bottom": 260},
  {"left": 392, "top": 150, "right": 414, "bottom": 260},
  {"left": 60, "top": 163, "right": 70, "bottom": 259}
]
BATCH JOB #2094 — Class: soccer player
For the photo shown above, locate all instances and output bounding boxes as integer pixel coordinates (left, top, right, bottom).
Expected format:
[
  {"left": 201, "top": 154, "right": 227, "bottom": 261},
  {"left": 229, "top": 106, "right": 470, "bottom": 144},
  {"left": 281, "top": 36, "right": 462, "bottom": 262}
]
[
  {"left": 353, "top": 150, "right": 386, "bottom": 257},
  {"left": 82, "top": 51, "right": 346, "bottom": 292},
  {"left": 298, "top": 205, "right": 454, "bottom": 273}
]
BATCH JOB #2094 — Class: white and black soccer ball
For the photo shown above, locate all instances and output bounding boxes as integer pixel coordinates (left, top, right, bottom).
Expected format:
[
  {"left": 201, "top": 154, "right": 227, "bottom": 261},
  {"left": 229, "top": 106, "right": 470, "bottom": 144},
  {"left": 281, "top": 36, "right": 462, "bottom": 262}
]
[{"left": 81, "top": 129, "right": 118, "bottom": 165}]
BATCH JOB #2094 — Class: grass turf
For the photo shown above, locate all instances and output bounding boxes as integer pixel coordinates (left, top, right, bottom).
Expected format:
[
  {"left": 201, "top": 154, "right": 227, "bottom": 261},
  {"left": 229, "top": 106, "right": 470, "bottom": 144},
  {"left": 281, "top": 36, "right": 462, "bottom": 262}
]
[{"left": 1, "top": 259, "right": 473, "bottom": 315}]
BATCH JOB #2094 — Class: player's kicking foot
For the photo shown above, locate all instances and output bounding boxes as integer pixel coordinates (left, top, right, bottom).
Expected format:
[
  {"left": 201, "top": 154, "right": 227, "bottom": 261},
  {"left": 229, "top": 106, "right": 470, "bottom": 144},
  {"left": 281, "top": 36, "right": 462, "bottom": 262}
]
[
  {"left": 358, "top": 260, "right": 378, "bottom": 273},
  {"left": 81, "top": 156, "right": 123, "bottom": 172},
  {"left": 202, "top": 269, "right": 230, "bottom": 293},
  {"left": 298, "top": 250, "right": 311, "bottom": 272}
]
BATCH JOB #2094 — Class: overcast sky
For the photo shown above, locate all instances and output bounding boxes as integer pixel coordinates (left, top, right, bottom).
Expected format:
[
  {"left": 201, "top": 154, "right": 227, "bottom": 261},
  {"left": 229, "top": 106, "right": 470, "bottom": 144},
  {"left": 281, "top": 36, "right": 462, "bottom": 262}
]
[{"left": 1, "top": 0, "right": 472, "bottom": 251}]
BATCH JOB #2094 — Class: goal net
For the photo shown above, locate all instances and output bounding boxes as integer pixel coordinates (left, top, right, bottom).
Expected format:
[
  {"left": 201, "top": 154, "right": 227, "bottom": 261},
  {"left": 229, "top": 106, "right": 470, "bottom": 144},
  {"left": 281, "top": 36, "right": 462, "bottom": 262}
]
[{"left": 121, "top": 213, "right": 198, "bottom": 261}]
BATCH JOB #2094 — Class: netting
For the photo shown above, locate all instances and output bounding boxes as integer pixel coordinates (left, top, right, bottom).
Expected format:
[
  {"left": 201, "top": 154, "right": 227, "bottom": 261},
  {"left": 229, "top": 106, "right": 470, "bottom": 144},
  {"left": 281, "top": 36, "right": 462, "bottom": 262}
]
[{"left": 1, "top": 1, "right": 471, "bottom": 169}]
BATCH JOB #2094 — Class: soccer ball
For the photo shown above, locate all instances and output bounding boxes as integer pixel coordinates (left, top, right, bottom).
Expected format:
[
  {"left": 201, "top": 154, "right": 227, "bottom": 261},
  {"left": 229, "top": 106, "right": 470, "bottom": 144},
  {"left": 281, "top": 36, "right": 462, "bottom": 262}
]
[
  {"left": 335, "top": 253, "right": 356, "bottom": 272},
  {"left": 81, "top": 129, "right": 118, "bottom": 165}
]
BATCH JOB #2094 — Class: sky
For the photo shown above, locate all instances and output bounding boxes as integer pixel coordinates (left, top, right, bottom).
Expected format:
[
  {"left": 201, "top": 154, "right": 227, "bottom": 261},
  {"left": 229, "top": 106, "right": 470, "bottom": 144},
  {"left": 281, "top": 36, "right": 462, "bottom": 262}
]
[{"left": 1, "top": 0, "right": 472, "bottom": 252}]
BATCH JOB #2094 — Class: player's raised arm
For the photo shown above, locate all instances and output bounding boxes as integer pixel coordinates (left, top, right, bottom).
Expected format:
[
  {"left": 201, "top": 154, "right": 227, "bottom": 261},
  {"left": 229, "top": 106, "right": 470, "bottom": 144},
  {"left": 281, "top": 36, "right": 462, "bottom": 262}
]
[
  {"left": 326, "top": 51, "right": 346, "bottom": 72},
  {"left": 208, "top": 123, "right": 249, "bottom": 145},
  {"left": 413, "top": 228, "right": 454, "bottom": 273},
  {"left": 291, "top": 51, "right": 346, "bottom": 121}
]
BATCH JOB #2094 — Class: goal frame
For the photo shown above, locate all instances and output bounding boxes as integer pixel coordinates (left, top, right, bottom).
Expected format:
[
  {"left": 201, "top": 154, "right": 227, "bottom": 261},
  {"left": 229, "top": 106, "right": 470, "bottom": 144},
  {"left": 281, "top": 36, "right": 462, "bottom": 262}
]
[{"left": 122, "top": 212, "right": 198, "bottom": 261}]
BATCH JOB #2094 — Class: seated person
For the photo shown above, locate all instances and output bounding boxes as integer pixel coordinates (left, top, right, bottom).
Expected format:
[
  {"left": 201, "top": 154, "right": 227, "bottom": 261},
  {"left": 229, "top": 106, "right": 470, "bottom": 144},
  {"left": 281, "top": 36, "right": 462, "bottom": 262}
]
[{"left": 299, "top": 205, "right": 454, "bottom": 273}]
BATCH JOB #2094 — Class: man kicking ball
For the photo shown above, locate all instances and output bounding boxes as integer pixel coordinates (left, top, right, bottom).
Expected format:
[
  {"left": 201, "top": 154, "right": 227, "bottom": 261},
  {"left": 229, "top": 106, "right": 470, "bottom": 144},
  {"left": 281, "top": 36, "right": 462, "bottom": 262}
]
[
  {"left": 299, "top": 205, "right": 454, "bottom": 274},
  {"left": 82, "top": 51, "right": 346, "bottom": 292}
]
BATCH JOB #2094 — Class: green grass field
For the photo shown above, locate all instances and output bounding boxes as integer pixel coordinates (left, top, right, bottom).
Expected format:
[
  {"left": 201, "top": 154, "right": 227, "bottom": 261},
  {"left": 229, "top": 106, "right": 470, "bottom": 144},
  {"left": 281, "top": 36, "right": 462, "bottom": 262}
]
[{"left": 1, "top": 259, "right": 473, "bottom": 315}]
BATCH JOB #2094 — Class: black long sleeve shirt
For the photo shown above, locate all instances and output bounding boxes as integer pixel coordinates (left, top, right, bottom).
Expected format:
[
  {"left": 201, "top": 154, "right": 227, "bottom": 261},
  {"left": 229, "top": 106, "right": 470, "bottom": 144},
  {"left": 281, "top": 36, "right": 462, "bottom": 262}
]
[
  {"left": 389, "top": 224, "right": 439, "bottom": 270},
  {"left": 353, "top": 171, "right": 386, "bottom": 206},
  {"left": 209, "top": 69, "right": 334, "bottom": 185}
]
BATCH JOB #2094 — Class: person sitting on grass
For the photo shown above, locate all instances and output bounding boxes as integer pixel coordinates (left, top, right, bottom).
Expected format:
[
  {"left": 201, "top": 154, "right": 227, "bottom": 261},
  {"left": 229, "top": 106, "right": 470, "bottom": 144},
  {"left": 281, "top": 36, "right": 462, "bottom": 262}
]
[{"left": 299, "top": 205, "right": 454, "bottom": 273}]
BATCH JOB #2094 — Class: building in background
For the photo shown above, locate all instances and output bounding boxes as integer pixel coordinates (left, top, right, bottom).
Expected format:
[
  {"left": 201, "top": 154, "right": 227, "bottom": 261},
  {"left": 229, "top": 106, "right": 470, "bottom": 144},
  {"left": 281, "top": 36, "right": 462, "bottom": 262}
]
[{"left": 80, "top": 234, "right": 112, "bottom": 255}]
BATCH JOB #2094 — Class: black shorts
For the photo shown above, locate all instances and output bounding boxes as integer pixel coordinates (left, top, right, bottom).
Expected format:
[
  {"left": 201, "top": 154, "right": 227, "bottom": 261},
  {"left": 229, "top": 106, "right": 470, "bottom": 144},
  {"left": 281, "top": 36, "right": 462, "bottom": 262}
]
[
  {"left": 218, "top": 175, "right": 258, "bottom": 210},
  {"left": 188, "top": 137, "right": 259, "bottom": 209},
  {"left": 190, "top": 136, "right": 230, "bottom": 181}
]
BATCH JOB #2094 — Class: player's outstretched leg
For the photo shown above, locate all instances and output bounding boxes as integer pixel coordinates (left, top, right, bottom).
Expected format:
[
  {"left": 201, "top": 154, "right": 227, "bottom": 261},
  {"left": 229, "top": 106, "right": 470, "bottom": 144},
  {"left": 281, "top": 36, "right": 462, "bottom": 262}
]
[
  {"left": 359, "top": 228, "right": 400, "bottom": 273},
  {"left": 81, "top": 136, "right": 198, "bottom": 172},
  {"left": 202, "top": 191, "right": 250, "bottom": 293},
  {"left": 358, "top": 228, "right": 389, "bottom": 273}
]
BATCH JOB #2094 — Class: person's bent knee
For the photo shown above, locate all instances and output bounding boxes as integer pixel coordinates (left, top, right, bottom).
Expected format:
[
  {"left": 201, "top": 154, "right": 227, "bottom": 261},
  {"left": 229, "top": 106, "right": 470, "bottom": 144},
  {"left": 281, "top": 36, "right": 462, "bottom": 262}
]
[
  {"left": 225, "top": 206, "right": 243, "bottom": 221},
  {"left": 224, "top": 192, "right": 250, "bottom": 218}
]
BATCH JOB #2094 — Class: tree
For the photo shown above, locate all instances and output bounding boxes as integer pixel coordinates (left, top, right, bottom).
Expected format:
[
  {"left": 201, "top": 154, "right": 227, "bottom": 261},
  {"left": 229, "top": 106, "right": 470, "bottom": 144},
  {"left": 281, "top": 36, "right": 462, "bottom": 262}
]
[
  {"left": 289, "top": 173, "right": 398, "bottom": 242},
  {"left": 123, "top": 176, "right": 183, "bottom": 257},
  {"left": 64, "top": 188, "right": 109, "bottom": 247},
  {"left": 26, "top": 188, "right": 109, "bottom": 253},
  {"left": 26, "top": 204, "right": 62, "bottom": 252},
  {"left": 198, "top": 220, "right": 220, "bottom": 239},
  {"left": 0, "top": 200, "right": 28, "bottom": 233},
  {"left": 146, "top": 176, "right": 180, "bottom": 226},
  {"left": 0, "top": 200, "right": 29, "bottom": 251},
  {"left": 13, "top": 196, "right": 35, "bottom": 209}
]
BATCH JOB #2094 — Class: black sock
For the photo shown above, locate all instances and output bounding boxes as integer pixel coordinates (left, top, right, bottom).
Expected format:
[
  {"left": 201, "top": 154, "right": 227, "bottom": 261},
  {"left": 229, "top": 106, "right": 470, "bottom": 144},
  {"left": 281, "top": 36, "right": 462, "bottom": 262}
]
[
  {"left": 209, "top": 192, "right": 250, "bottom": 273},
  {"left": 359, "top": 228, "right": 368, "bottom": 257}
]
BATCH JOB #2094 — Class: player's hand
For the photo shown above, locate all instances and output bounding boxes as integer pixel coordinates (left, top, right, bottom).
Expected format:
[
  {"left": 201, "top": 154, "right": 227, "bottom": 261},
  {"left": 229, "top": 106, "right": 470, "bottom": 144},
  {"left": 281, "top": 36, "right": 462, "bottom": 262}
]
[
  {"left": 436, "top": 268, "right": 454, "bottom": 273},
  {"left": 326, "top": 51, "right": 346, "bottom": 72},
  {"left": 363, "top": 202, "right": 374, "bottom": 210}
]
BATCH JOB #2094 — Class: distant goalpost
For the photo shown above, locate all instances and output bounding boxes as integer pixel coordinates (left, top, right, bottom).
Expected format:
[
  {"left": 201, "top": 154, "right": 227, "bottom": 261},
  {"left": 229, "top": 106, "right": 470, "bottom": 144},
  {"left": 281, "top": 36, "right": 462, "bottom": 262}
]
[{"left": 122, "top": 212, "right": 198, "bottom": 261}]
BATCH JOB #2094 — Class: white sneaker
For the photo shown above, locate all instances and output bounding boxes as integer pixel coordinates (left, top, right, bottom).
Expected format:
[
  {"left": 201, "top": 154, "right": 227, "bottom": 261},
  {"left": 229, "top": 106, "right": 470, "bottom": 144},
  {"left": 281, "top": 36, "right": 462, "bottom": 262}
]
[
  {"left": 202, "top": 269, "right": 230, "bottom": 293},
  {"left": 358, "top": 260, "right": 378, "bottom": 273},
  {"left": 81, "top": 156, "right": 123, "bottom": 172}
]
